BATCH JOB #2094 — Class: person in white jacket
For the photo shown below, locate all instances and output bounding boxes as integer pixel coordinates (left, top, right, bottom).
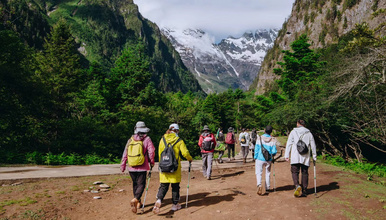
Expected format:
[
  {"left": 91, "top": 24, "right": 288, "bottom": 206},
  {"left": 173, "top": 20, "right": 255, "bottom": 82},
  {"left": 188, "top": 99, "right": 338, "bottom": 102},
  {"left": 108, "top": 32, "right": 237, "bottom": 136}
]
[
  {"left": 239, "top": 128, "right": 250, "bottom": 163},
  {"left": 285, "top": 119, "right": 317, "bottom": 197}
]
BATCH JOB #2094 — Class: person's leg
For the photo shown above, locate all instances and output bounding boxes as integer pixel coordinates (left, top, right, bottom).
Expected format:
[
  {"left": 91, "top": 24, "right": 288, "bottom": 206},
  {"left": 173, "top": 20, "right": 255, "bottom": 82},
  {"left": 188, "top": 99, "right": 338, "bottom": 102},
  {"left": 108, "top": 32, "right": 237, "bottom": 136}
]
[
  {"left": 291, "top": 164, "right": 302, "bottom": 197},
  {"left": 171, "top": 183, "right": 180, "bottom": 205},
  {"left": 300, "top": 164, "right": 309, "bottom": 194},
  {"left": 218, "top": 151, "right": 224, "bottom": 162},
  {"left": 153, "top": 183, "right": 169, "bottom": 214},
  {"left": 227, "top": 144, "right": 232, "bottom": 160},
  {"left": 207, "top": 152, "right": 213, "bottom": 179},
  {"left": 129, "top": 172, "right": 138, "bottom": 199},
  {"left": 202, "top": 153, "right": 208, "bottom": 177},
  {"left": 255, "top": 160, "right": 264, "bottom": 195},
  {"left": 231, "top": 144, "right": 235, "bottom": 159},
  {"left": 265, "top": 161, "right": 272, "bottom": 190},
  {"left": 133, "top": 172, "right": 147, "bottom": 200},
  {"left": 129, "top": 172, "right": 140, "bottom": 213}
]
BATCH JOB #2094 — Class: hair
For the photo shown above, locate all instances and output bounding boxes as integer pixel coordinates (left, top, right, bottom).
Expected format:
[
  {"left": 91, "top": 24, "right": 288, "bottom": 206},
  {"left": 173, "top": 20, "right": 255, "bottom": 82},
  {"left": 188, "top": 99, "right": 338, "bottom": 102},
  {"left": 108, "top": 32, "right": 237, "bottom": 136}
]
[
  {"left": 297, "top": 119, "right": 306, "bottom": 126},
  {"left": 265, "top": 125, "right": 273, "bottom": 134}
]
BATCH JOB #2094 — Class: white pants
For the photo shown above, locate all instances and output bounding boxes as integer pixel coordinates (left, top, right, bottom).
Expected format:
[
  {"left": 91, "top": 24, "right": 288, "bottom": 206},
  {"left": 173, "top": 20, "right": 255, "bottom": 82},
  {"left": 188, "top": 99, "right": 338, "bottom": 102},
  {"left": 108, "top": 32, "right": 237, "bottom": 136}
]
[{"left": 255, "top": 160, "right": 272, "bottom": 189}]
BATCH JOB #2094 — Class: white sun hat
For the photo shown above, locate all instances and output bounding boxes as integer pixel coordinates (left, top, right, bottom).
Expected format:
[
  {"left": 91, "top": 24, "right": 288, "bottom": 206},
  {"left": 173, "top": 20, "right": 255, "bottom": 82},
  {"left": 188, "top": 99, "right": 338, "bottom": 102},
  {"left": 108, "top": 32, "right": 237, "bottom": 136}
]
[
  {"left": 134, "top": 121, "right": 150, "bottom": 134},
  {"left": 169, "top": 123, "right": 180, "bottom": 130}
]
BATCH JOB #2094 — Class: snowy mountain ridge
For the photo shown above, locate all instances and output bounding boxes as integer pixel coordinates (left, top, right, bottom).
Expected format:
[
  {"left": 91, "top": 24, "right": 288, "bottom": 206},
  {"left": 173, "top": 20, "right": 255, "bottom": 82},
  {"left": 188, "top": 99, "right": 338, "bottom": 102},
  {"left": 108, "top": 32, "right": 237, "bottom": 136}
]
[{"left": 162, "top": 27, "right": 278, "bottom": 93}]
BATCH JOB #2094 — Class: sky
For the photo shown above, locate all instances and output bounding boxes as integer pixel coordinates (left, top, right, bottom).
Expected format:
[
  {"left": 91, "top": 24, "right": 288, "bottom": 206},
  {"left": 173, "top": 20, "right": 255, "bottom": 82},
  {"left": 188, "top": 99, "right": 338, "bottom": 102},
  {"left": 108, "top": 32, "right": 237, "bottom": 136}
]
[{"left": 134, "top": 0, "right": 295, "bottom": 42}]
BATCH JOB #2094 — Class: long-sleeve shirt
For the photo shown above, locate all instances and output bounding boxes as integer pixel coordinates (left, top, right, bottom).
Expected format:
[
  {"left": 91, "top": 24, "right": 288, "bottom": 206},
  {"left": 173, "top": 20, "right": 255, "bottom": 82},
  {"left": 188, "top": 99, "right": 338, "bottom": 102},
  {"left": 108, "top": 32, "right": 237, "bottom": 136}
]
[
  {"left": 284, "top": 126, "right": 317, "bottom": 166},
  {"left": 120, "top": 134, "right": 155, "bottom": 172}
]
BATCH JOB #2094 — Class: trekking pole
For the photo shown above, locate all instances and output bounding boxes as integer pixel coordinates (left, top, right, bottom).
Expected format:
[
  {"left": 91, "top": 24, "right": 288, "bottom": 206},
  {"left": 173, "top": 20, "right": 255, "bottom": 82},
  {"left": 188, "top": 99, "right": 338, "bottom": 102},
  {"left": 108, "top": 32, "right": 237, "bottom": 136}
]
[
  {"left": 141, "top": 166, "right": 153, "bottom": 213},
  {"left": 313, "top": 160, "right": 317, "bottom": 196},
  {"left": 272, "top": 158, "right": 276, "bottom": 192},
  {"left": 186, "top": 162, "right": 192, "bottom": 208}
]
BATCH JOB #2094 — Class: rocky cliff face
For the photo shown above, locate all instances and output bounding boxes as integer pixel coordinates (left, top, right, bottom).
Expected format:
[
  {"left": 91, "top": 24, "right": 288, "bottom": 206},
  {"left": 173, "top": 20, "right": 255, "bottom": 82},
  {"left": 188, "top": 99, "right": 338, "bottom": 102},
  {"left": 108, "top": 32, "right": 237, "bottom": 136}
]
[
  {"left": 162, "top": 28, "right": 278, "bottom": 93},
  {"left": 251, "top": 0, "right": 385, "bottom": 94}
]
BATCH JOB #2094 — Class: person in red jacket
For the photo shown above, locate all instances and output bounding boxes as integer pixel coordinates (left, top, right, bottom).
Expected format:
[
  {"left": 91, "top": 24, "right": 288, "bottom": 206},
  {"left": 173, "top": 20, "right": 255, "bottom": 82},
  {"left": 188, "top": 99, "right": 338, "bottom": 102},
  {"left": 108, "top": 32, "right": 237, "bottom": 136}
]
[{"left": 198, "top": 125, "right": 217, "bottom": 180}]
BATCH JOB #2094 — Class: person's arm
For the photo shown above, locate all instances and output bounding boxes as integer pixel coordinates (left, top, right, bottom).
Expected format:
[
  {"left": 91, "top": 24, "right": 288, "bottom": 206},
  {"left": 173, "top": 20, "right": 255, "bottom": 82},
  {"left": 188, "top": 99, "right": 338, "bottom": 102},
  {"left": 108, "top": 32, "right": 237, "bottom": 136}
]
[
  {"left": 284, "top": 131, "right": 293, "bottom": 161},
  {"left": 254, "top": 137, "right": 260, "bottom": 159},
  {"left": 120, "top": 139, "right": 130, "bottom": 172},
  {"left": 144, "top": 137, "right": 156, "bottom": 167},
  {"left": 212, "top": 133, "right": 217, "bottom": 147},
  {"left": 310, "top": 133, "right": 317, "bottom": 162},
  {"left": 180, "top": 140, "right": 193, "bottom": 162},
  {"left": 198, "top": 135, "right": 203, "bottom": 148}
]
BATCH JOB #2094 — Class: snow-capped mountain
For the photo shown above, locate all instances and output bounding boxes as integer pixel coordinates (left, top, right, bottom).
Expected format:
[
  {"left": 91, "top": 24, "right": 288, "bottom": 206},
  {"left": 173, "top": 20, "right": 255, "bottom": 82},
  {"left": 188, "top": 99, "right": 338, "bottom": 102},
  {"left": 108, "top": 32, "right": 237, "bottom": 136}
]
[{"left": 162, "top": 28, "right": 278, "bottom": 93}]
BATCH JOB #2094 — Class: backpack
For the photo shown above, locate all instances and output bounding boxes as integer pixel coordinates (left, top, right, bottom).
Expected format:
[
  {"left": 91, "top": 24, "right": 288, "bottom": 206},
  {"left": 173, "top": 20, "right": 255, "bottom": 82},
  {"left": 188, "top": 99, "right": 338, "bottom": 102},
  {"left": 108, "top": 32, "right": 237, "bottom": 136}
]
[
  {"left": 201, "top": 133, "right": 214, "bottom": 151},
  {"left": 296, "top": 131, "right": 310, "bottom": 155},
  {"left": 251, "top": 131, "right": 257, "bottom": 141},
  {"left": 259, "top": 136, "right": 271, "bottom": 161},
  {"left": 217, "top": 132, "right": 225, "bottom": 142},
  {"left": 225, "top": 132, "right": 235, "bottom": 144},
  {"left": 240, "top": 133, "right": 246, "bottom": 144},
  {"left": 127, "top": 137, "right": 145, "bottom": 167},
  {"left": 159, "top": 137, "right": 181, "bottom": 173}
]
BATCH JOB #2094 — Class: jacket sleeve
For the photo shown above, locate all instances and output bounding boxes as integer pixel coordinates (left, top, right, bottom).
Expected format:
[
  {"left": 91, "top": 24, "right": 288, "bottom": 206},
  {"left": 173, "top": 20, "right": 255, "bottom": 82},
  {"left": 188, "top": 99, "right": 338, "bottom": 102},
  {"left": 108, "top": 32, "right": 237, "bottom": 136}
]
[
  {"left": 144, "top": 136, "right": 156, "bottom": 166},
  {"left": 254, "top": 137, "right": 260, "bottom": 159},
  {"left": 285, "top": 131, "right": 294, "bottom": 159},
  {"left": 271, "top": 141, "right": 277, "bottom": 156},
  {"left": 309, "top": 133, "right": 317, "bottom": 161},
  {"left": 211, "top": 133, "right": 217, "bottom": 147},
  {"left": 180, "top": 140, "right": 193, "bottom": 161},
  {"left": 198, "top": 135, "right": 203, "bottom": 148},
  {"left": 120, "top": 139, "right": 130, "bottom": 172}
]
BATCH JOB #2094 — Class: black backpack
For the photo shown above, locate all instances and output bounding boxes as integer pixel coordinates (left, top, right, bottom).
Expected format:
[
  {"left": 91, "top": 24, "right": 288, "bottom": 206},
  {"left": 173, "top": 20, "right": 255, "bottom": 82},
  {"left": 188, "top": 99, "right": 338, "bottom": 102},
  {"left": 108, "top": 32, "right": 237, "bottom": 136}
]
[
  {"left": 159, "top": 137, "right": 181, "bottom": 173},
  {"left": 296, "top": 131, "right": 310, "bottom": 155},
  {"left": 251, "top": 131, "right": 257, "bottom": 141},
  {"left": 259, "top": 136, "right": 271, "bottom": 161},
  {"left": 201, "top": 133, "right": 214, "bottom": 151}
]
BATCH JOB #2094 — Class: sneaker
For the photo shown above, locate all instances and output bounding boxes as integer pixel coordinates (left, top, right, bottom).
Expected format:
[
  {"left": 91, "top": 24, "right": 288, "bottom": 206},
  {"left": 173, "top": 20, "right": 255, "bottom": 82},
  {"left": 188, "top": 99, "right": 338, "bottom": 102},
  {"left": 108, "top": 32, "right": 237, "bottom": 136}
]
[
  {"left": 171, "top": 203, "right": 182, "bottom": 211},
  {"left": 257, "top": 185, "right": 263, "bottom": 195},
  {"left": 137, "top": 201, "right": 143, "bottom": 210},
  {"left": 152, "top": 200, "right": 161, "bottom": 214},
  {"left": 207, "top": 176, "right": 211, "bottom": 180},
  {"left": 294, "top": 185, "right": 302, "bottom": 197},
  {"left": 301, "top": 190, "right": 308, "bottom": 197},
  {"left": 130, "top": 198, "right": 139, "bottom": 213}
]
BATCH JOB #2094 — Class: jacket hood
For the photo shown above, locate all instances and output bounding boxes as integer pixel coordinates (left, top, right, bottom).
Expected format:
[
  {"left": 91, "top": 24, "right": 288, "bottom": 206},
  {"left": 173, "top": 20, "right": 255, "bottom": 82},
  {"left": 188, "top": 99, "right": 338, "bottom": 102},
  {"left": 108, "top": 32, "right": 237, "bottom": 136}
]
[
  {"left": 262, "top": 133, "right": 273, "bottom": 143},
  {"left": 133, "top": 134, "right": 147, "bottom": 141},
  {"left": 293, "top": 126, "right": 310, "bottom": 136},
  {"left": 163, "top": 133, "right": 180, "bottom": 144}
]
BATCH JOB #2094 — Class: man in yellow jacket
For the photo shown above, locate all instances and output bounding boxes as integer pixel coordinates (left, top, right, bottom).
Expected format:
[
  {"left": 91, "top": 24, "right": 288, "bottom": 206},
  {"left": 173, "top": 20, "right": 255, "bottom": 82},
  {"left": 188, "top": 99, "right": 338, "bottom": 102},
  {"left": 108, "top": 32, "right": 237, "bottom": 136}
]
[{"left": 153, "top": 123, "right": 193, "bottom": 214}]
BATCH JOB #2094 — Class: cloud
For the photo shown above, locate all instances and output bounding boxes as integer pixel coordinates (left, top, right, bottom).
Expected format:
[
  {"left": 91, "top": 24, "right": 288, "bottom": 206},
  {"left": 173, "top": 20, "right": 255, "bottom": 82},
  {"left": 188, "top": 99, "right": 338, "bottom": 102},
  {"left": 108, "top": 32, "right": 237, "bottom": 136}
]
[{"left": 134, "top": 0, "right": 295, "bottom": 40}]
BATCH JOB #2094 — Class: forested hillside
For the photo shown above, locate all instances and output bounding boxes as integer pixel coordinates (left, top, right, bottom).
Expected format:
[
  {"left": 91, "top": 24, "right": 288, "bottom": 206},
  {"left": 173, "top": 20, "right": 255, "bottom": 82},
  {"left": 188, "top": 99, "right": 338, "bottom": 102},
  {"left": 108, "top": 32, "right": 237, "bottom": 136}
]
[{"left": 0, "top": 0, "right": 385, "bottom": 168}]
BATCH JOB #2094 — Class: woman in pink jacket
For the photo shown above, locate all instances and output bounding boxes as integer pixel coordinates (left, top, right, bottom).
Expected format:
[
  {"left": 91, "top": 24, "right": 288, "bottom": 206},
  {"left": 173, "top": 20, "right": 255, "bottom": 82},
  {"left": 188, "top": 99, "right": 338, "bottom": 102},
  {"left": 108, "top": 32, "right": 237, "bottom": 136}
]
[{"left": 120, "top": 121, "right": 155, "bottom": 214}]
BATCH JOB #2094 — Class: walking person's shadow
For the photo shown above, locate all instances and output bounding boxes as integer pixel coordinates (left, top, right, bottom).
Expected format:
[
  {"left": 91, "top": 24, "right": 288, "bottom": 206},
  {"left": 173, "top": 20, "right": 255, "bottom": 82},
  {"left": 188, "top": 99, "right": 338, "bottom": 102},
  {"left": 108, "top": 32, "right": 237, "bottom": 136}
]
[{"left": 275, "top": 181, "right": 339, "bottom": 198}]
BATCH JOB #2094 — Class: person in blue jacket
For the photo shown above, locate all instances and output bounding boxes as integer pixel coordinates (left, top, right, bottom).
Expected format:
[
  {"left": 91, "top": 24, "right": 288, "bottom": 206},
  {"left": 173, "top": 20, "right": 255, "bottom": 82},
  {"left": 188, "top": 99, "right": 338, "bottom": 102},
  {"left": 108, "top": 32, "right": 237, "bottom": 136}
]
[{"left": 254, "top": 125, "right": 277, "bottom": 195}]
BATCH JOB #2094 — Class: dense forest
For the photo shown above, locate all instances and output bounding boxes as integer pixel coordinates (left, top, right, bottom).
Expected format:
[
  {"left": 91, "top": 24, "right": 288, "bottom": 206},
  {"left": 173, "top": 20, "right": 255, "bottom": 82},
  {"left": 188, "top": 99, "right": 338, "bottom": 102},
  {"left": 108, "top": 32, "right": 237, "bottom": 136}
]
[{"left": 0, "top": 0, "right": 385, "bottom": 165}]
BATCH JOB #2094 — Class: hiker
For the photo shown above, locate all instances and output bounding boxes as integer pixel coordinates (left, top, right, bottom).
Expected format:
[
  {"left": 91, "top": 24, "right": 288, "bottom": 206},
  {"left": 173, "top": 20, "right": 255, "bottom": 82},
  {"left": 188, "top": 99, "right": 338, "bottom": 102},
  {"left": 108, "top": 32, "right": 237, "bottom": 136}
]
[
  {"left": 254, "top": 125, "right": 277, "bottom": 195},
  {"left": 120, "top": 121, "right": 155, "bottom": 214},
  {"left": 153, "top": 123, "right": 193, "bottom": 214},
  {"left": 285, "top": 119, "right": 317, "bottom": 197},
  {"left": 250, "top": 128, "right": 257, "bottom": 161},
  {"left": 215, "top": 128, "right": 226, "bottom": 163},
  {"left": 225, "top": 127, "right": 236, "bottom": 161},
  {"left": 239, "top": 128, "right": 250, "bottom": 163},
  {"left": 198, "top": 125, "right": 217, "bottom": 180}
]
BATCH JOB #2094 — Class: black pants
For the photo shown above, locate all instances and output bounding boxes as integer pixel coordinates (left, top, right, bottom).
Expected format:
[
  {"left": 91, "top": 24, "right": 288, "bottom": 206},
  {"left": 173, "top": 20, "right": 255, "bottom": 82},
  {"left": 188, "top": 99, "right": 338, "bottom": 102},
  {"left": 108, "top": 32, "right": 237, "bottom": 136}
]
[
  {"left": 156, "top": 183, "right": 180, "bottom": 205},
  {"left": 227, "top": 144, "right": 235, "bottom": 158},
  {"left": 129, "top": 171, "right": 147, "bottom": 201},
  {"left": 291, "top": 164, "right": 309, "bottom": 192}
]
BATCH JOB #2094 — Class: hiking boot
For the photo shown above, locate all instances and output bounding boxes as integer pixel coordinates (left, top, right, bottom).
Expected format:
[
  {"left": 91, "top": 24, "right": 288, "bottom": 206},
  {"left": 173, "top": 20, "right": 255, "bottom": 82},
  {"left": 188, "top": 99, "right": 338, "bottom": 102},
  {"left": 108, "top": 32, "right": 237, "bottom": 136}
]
[
  {"left": 152, "top": 200, "right": 161, "bottom": 214},
  {"left": 257, "top": 185, "right": 263, "bottom": 195},
  {"left": 171, "top": 203, "right": 182, "bottom": 211},
  {"left": 207, "top": 176, "right": 211, "bottom": 180},
  {"left": 137, "top": 200, "right": 143, "bottom": 210},
  {"left": 130, "top": 198, "right": 139, "bottom": 213},
  {"left": 294, "top": 185, "right": 302, "bottom": 197},
  {"left": 300, "top": 190, "right": 308, "bottom": 197}
]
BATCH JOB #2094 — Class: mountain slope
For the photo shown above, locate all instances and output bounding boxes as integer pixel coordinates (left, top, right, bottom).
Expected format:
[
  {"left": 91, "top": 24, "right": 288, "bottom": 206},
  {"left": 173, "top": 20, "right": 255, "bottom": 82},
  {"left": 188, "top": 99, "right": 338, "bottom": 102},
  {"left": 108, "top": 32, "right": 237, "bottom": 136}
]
[
  {"left": 250, "top": 0, "right": 386, "bottom": 94},
  {"left": 162, "top": 28, "right": 278, "bottom": 93}
]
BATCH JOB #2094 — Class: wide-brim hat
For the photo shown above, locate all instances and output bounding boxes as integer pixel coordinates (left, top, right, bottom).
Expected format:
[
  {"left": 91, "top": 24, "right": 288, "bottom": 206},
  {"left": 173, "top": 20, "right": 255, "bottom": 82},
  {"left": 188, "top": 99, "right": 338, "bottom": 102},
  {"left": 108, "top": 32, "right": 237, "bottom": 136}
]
[
  {"left": 202, "top": 125, "right": 210, "bottom": 131},
  {"left": 134, "top": 121, "right": 150, "bottom": 134},
  {"left": 228, "top": 127, "right": 234, "bottom": 132}
]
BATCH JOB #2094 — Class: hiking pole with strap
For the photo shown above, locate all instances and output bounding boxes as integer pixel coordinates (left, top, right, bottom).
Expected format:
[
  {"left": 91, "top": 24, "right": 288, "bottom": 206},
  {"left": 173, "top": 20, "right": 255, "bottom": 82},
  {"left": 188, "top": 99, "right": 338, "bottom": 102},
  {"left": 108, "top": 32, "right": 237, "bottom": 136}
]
[
  {"left": 313, "top": 160, "right": 317, "bottom": 196},
  {"left": 141, "top": 166, "right": 153, "bottom": 213},
  {"left": 186, "top": 162, "right": 192, "bottom": 208}
]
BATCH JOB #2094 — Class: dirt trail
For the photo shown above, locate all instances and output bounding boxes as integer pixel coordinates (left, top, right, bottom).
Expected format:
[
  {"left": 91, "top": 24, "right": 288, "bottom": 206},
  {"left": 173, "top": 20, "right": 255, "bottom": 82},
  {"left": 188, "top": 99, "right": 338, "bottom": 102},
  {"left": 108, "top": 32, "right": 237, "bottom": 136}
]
[{"left": 1, "top": 158, "right": 385, "bottom": 220}]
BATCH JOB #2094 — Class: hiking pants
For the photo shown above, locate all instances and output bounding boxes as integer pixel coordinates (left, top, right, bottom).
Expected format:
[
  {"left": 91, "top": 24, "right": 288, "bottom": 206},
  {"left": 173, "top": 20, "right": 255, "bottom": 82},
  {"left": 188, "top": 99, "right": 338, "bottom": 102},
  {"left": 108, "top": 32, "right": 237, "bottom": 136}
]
[
  {"left": 255, "top": 160, "right": 272, "bottom": 189},
  {"left": 241, "top": 145, "right": 249, "bottom": 159},
  {"left": 227, "top": 144, "right": 235, "bottom": 158},
  {"left": 291, "top": 163, "right": 309, "bottom": 191},
  {"left": 129, "top": 171, "right": 147, "bottom": 201},
  {"left": 218, "top": 151, "right": 224, "bottom": 160},
  {"left": 156, "top": 183, "right": 180, "bottom": 205},
  {"left": 202, "top": 152, "right": 213, "bottom": 177}
]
